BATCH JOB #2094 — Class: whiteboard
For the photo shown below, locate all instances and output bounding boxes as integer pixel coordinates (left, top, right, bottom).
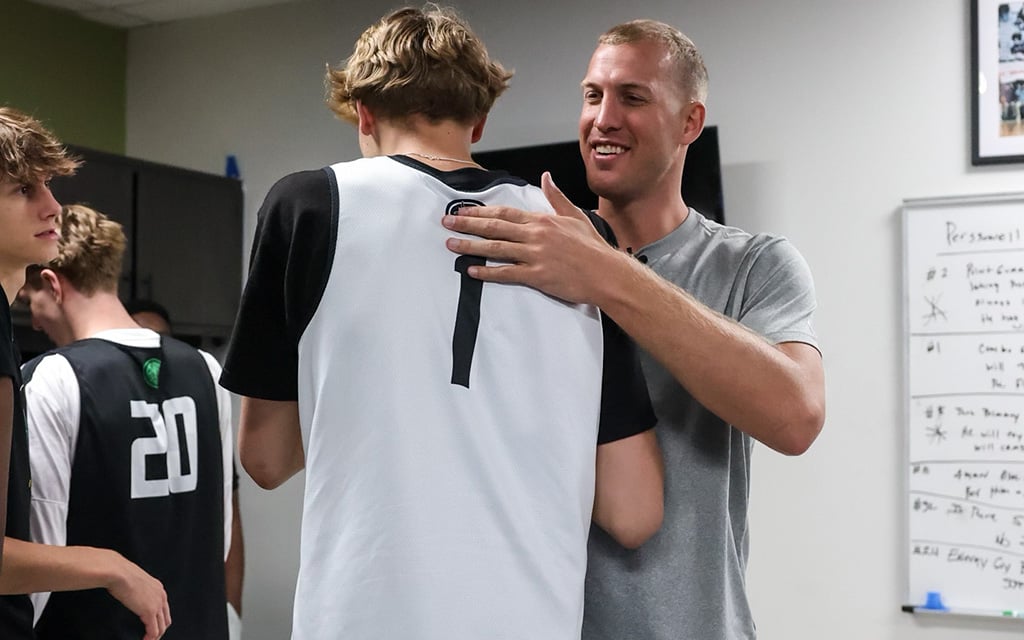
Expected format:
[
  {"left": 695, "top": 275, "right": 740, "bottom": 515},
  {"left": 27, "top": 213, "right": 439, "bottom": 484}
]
[{"left": 904, "top": 193, "right": 1024, "bottom": 615}]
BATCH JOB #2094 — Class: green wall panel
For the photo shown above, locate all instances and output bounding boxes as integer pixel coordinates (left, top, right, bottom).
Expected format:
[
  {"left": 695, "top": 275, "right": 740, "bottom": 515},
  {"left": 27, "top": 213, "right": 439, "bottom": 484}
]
[{"left": 0, "top": 0, "right": 126, "bottom": 153}]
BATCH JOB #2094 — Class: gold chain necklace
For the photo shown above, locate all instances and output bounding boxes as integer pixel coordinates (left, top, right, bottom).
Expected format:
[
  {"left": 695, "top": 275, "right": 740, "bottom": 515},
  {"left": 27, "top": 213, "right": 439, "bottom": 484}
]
[{"left": 403, "top": 152, "right": 479, "bottom": 167}]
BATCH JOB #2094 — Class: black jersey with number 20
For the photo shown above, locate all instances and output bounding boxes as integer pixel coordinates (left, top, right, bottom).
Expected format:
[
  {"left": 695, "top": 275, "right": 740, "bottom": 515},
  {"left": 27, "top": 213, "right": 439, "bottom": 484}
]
[{"left": 28, "top": 337, "right": 227, "bottom": 640}]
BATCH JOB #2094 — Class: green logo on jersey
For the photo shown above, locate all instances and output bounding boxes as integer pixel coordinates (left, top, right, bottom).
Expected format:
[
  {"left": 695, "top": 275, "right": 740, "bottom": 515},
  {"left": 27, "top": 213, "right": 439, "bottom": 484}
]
[{"left": 143, "top": 358, "right": 161, "bottom": 389}]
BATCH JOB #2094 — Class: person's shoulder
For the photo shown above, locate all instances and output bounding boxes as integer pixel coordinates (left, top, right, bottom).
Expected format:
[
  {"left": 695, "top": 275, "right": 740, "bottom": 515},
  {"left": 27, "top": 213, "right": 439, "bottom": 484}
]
[
  {"left": 690, "top": 209, "right": 752, "bottom": 241},
  {"left": 21, "top": 351, "right": 74, "bottom": 387},
  {"left": 692, "top": 209, "right": 801, "bottom": 259},
  {"left": 161, "top": 335, "right": 210, "bottom": 360},
  {"left": 684, "top": 210, "right": 813, "bottom": 288},
  {"left": 272, "top": 168, "right": 331, "bottom": 189},
  {"left": 21, "top": 351, "right": 50, "bottom": 374},
  {"left": 258, "top": 169, "right": 336, "bottom": 235},
  {"left": 195, "top": 348, "right": 223, "bottom": 377},
  {"left": 156, "top": 339, "right": 223, "bottom": 390},
  {"left": 265, "top": 169, "right": 332, "bottom": 203}
]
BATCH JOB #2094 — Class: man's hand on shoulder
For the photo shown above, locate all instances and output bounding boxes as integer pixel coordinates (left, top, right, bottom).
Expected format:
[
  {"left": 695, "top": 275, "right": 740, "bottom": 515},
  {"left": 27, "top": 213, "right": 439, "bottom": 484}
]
[{"left": 442, "top": 172, "right": 624, "bottom": 304}]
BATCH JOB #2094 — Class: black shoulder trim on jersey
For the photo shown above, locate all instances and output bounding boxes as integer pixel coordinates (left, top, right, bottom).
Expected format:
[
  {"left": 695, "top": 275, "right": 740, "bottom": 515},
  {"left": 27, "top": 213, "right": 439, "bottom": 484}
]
[
  {"left": 389, "top": 154, "right": 530, "bottom": 192},
  {"left": 596, "top": 312, "right": 657, "bottom": 444},
  {"left": 20, "top": 353, "right": 46, "bottom": 385},
  {"left": 158, "top": 335, "right": 219, "bottom": 396},
  {"left": 582, "top": 209, "right": 620, "bottom": 248}
]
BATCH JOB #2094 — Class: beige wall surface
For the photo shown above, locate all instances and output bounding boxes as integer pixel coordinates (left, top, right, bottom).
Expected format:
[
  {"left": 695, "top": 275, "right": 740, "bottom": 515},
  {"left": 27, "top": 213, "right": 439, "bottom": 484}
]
[{"left": 1, "top": 0, "right": 126, "bottom": 153}]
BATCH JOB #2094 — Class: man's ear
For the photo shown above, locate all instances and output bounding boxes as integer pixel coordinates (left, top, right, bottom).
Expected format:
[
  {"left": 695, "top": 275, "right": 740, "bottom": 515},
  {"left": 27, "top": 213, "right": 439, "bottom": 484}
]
[
  {"left": 470, "top": 115, "right": 488, "bottom": 144},
  {"left": 681, "top": 102, "right": 706, "bottom": 145},
  {"left": 356, "top": 100, "right": 376, "bottom": 137},
  {"left": 40, "top": 268, "right": 63, "bottom": 304}
]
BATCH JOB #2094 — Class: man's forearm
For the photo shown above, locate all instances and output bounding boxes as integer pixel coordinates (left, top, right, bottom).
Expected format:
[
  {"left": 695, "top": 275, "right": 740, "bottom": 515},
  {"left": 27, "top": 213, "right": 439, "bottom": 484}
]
[
  {"left": 593, "top": 252, "right": 825, "bottom": 454},
  {"left": 0, "top": 537, "right": 122, "bottom": 594},
  {"left": 1, "top": 537, "right": 171, "bottom": 639},
  {"left": 238, "top": 397, "right": 304, "bottom": 490},
  {"left": 593, "top": 429, "right": 664, "bottom": 548}
]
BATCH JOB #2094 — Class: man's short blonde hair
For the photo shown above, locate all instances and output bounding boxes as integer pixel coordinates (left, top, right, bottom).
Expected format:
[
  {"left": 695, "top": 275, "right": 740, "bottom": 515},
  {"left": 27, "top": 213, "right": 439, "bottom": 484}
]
[
  {"left": 599, "top": 20, "right": 708, "bottom": 103},
  {"left": 326, "top": 5, "right": 513, "bottom": 125},
  {"left": 0, "top": 107, "right": 79, "bottom": 184},
  {"left": 49, "top": 204, "right": 126, "bottom": 295}
]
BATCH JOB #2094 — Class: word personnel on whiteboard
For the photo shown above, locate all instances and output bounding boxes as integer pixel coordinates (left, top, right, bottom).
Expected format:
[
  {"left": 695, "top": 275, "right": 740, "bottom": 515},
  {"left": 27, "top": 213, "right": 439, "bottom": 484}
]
[{"left": 904, "top": 193, "right": 1024, "bottom": 615}]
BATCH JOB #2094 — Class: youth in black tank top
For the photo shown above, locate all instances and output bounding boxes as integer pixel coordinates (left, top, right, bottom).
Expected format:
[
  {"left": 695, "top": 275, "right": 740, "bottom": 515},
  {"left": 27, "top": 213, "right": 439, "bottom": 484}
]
[{"left": 25, "top": 337, "right": 227, "bottom": 640}]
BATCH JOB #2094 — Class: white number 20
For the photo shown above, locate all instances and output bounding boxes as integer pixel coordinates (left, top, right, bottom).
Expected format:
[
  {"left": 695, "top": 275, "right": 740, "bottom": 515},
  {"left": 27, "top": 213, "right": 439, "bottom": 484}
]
[{"left": 130, "top": 397, "right": 199, "bottom": 499}]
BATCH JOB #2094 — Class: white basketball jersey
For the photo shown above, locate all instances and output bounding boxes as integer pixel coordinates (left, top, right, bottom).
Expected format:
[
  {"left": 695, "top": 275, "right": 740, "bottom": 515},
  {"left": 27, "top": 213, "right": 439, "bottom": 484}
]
[{"left": 222, "top": 156, "right": 655, "bottom": 640}]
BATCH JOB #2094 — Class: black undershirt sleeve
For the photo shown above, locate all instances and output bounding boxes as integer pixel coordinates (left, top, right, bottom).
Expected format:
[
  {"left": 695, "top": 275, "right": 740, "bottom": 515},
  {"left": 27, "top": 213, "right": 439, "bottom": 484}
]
[
  {"left": 581, "top": 210, "right": 658, "bottom": 443},
  {"left": 596, "top": 314, "right": 657, "bottom": 444},
  {"left": 220, "top": 169, "right": 337, "bottom": 401}
]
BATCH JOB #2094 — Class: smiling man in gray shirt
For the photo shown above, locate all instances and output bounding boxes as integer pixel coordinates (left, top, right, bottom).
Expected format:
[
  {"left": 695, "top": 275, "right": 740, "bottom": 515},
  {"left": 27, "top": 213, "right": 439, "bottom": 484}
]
[{"left": 442, "top": 18, "right": 825, "bottom": 640}]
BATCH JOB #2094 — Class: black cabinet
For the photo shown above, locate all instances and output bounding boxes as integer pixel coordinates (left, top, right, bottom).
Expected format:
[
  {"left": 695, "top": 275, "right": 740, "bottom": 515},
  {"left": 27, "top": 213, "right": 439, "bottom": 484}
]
[{"left": 22, "top": 146, "right": 243, "bottom": 343}]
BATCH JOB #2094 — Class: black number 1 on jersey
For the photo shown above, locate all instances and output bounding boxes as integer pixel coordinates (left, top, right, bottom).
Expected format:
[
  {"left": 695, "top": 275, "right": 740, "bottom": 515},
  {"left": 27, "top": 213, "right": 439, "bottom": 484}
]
[
  {"left": 452, "top": 255, "right": 486, "bottom": 387},
  {"left": 447, "top": 199, "right": 487, "bottom": 388}
]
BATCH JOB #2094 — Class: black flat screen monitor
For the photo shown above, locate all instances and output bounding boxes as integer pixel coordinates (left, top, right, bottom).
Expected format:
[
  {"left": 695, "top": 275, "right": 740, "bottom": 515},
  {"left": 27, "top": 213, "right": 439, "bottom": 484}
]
[{"left": 473, "top": 125, "right": 723, "bottom": 224}]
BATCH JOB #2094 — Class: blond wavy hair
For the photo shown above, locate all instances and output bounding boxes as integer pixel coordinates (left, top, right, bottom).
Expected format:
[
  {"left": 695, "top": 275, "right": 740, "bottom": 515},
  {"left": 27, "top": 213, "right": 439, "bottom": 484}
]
[
  {"left": 599, "top": 20, "right": 708, "bottom": 103},
  {"left": 0, "top": 107, "right": 79, "bottom": 184},
  {"left": 48, "top": 204, "right": 126, "bottom": 295},
  {"left": 325, "top": 5, "right": 513, "bottom": 125}
]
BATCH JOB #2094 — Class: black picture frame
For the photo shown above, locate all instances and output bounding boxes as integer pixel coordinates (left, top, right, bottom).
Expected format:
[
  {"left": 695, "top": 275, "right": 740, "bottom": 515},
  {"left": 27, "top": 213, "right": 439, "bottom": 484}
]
[{"left": 971, "top": 0, "right": 1024, "bottom": 165}]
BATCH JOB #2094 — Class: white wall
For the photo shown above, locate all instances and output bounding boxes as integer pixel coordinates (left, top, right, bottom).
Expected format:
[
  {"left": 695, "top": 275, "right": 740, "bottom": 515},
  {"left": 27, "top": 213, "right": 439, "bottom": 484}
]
[{"left": 127, "top": 1, "right": 1024, "bottom": 639}]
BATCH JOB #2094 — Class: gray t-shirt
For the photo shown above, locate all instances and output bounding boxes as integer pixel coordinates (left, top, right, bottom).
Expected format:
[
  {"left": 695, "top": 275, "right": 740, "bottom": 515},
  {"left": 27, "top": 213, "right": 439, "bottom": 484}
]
[{"left": 583, "top": 209, "right": 819, "bottom": 640}]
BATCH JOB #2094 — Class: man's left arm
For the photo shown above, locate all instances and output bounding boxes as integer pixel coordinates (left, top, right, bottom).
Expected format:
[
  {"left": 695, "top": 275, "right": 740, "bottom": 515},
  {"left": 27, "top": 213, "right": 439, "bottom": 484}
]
[{"left": 594, "top": 263, "right": 824, "bottom": 455}]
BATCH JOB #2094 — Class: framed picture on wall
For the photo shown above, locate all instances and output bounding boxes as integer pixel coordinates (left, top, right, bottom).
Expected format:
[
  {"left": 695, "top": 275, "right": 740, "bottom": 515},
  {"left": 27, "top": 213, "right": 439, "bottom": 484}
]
[{"left": 972, "top": 0, "right": 1024, "bottom": 164}]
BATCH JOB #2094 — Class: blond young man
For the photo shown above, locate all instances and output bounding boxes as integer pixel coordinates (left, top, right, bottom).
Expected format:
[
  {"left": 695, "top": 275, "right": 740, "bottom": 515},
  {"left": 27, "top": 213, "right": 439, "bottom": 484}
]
[
  {"left": 221, "top": 6, "right": 662, "bottom": 639},
  {"left": 0, "top": 108, "right": 170, "bottom": 640},
  {"left": 443, "top": 20, "right": 825, "bottom": 640},
  {"left": 19, "top": 205, "right": 234, "bottom": 640}
]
